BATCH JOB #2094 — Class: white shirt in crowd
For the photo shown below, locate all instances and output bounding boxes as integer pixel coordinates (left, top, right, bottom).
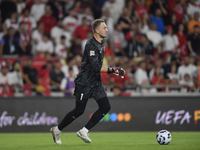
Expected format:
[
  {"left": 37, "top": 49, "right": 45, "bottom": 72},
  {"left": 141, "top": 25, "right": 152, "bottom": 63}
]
[
  {"left": 4, "top": 19, "right": 19, "bottom": 30},
  {"left": 32, "top": 29, "right": 43, "bottom": 56},
  {"left": 141, "top": 25, "right": 163, "bottom": 47},
  {"left": 30, "top": 3, "right": 45, "bottom": 22},
  {"left": 50, "top": 26, "right": 63, "bottom": 45},
  {"left": 179, "top": 80, "right": 194, "bottom": 92},
  {"left": 17, "top": 2, "right": 26, "bottom": 15},
  {"left": 61, "top": 31, "right": 72, "bottom": 48},
  {"left": 55, "top": 43, "right": 67, "bottom": 58},
  {"left": 77, "top": 14, "right": 94, "bottom": 26},
  {"left": 102, "top": 0, "right": 122, "bottom": 24},
  {"left": 9, "top": 71, "right": 23, "bottom": 86},
  {"left": 61, "top": 65, "right": 79, "bottom": 78},
  {"left": 177, "top": 64, "right": 197, "bottom": 82},
  {"left": 162, "top": 34, "right": 179, "bottom": 52},
  {"left": 135, "top": 67, "right": 149, "bottom": 85},
  {"left": 18, "top": 16, "right": 37, "bottom": 30},
  {"left": 187, "top": 3, "right": 200, "bottom": 21},
  {"left": 0, "top": 72, "right": 12, "bottom": 85},
  {"left": 167, "top": 73, "right": 179, "bottom": 80},
  {"left": 81, "top": 38, "right": 88, "bottom": 52},
  {"left": 36, "top": 40, "right": 54, "bottom": 54},
  {"left": 63, "top": 16, "right": 77, "bottom": 34}
]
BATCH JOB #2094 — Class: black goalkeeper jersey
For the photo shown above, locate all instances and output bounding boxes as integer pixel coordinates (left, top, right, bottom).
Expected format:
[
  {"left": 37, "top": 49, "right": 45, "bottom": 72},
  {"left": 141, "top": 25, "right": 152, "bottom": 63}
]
[{"left": 74, "top": 37, "right": 105, "bottom": 87}]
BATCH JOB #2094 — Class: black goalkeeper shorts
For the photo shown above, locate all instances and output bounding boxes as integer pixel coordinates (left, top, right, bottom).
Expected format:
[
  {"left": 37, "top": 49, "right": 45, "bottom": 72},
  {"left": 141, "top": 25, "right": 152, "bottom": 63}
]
[{"left": 73, "top": 84, "right": 107, "bottom": 102}]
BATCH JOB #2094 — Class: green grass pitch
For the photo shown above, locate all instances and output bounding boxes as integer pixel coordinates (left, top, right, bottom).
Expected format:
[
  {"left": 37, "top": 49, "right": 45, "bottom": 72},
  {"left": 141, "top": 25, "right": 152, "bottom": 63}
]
[{"left": 0, "top": 132, "right": 200, "bottom": 150}]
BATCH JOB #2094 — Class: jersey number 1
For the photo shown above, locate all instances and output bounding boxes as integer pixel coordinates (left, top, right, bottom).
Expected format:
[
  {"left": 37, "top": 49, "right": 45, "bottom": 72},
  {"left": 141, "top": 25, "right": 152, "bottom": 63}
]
[{"left": 80, "top": 93, "right": 83, "bottom": 100}]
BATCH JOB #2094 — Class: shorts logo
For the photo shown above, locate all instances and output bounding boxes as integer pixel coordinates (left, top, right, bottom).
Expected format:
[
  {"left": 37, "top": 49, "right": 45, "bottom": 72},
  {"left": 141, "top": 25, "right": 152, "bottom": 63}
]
[{"left": 90, "top": 50, "right": 95, "bottom": 56}]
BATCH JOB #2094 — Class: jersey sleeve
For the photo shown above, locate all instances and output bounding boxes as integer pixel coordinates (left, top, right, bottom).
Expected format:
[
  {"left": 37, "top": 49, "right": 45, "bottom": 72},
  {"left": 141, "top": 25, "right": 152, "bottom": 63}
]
[{"left": 85, "top": 43, "right": 102, "bottom": 73}]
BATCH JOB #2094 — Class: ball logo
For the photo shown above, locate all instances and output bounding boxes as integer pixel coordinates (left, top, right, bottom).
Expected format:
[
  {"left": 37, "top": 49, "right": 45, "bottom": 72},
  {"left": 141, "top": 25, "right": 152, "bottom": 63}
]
[{"left": 89, "top": 113, "right": 131, "bottom": 122}]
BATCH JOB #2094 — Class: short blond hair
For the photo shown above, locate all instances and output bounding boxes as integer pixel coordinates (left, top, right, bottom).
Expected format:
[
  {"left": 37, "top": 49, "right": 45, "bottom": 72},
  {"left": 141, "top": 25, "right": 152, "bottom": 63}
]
[{"left": 92, "top": 19, "right": 105, "bottom": 33}]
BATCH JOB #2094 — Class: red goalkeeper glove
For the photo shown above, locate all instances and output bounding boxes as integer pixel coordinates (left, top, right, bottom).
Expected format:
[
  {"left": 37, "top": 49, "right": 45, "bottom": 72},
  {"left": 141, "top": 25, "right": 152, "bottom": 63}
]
[{"left": 107, "top": 67, "right": 125, "bottom": 78}]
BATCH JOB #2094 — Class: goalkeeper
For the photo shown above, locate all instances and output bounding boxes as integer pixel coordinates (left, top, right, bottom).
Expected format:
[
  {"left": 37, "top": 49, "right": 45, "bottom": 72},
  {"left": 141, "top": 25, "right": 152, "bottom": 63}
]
[{"left": 50, "top": 19, "right": 125, "bottom": 145}]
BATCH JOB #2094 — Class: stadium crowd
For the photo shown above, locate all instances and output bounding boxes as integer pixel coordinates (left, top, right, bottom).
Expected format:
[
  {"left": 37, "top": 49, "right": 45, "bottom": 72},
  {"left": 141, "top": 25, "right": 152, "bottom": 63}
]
[{"left": 0, "top": 0, "right": 200, "bottom": 97}]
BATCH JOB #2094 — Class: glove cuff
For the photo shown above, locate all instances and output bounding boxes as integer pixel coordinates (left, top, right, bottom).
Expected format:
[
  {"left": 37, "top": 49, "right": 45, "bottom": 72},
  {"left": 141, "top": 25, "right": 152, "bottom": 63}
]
[{"left": 107, "top": 67, "right": 113, "bottom": 74}]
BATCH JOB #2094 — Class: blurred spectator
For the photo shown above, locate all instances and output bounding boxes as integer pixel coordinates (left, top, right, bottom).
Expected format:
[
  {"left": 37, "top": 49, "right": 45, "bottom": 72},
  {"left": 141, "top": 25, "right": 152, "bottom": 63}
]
[
  {"left": 81, "top": 30, "right": 93, "bottom": 52},
  {"left": 0, "top": 61, "right": 12, "bottom": 87},
  {"left": 55, "top": 35, "right": 67, "bottom": 58},
  {"left": 178, "top": 56, "right": 197, "bottom": 83},
  {"left": 9, "top": 60, "right": 23, "bottom": 87},
  {"left": 110, "top": 24, "right": 126, "bottom": 57},
  {"left": 187, "top": 25, "right": 200, "bottom": 56},
  {"left": 149, "top": 0, "right": 168, "bottom": 22},
  {"left": 61, "top": 25, "right": 72, "bottom": 49},
  {"left": 126, "top": 0, "right": 139, "bottom": 22},
  {"left": 72, "top": 1, "right": 82, "bottom": 14},
  {"left": 167, "top": 64, "right": 179, "bottom": 85},
  {"left": 30, "top": 0, "right": 45, "bottom": 22},
  {"left": 77, "top": 7, "right": 94, "bottom": 26},
  {"left": 18, "top": 8, "right": 37, "bottom": 38},
  {"left": 179, "top": 74, "right": 195, "bottom": 92},
  {"left": 168, "top": 14, "right": 179, "bottom": 33},
  {"left": 14, "top": 22, "right": 30, "bottom": 56},
  {"left": 137, "top": 34, "right": 154, "bottom": 57},
  {"left": 125, "top": 36, "right": 138, "bottom": 58},
  {"left": 17, "top": 0, "right": 26, "bottom": 15},
  {"left": 167, "top": 0, "right": 184, "bottom": 23},
  {"left": 125, "top": 23, "right": 138, "bottom": 41},
  {"left": 135, "top": 0, "right": 149, "bottom": 20},
  {"left": 50, "top": 19, "right": 63, "bottom": 46},
  {"left": 73, "top": 17, "right": 92, "bottom": 40},
  {"left": 141, "top": 22, "right": 163, "bottom": 53},
  {"left": 187, "top": 0, "right": 200, "bottom": 21},
  {"left": 176, "top": 24, "right": 188, "bottom": 58},
  {"left": 48, "top": 0, "right": 65, "bottom": 21},
  {"left": 118, "top": 7, "right": 132, "bottom": 35},
  {"left": 4, "top": 12, "right": 18, "bottom": 30},
  {"left": 63, "top": 10, "right": 77, "bottom": 35},
  {"left": 23, "top": 58, "right": 38, "bottom": 86},
  {"left": 39, "top": 5, "right": 56, "bottom": 34},
  {"left": 61, "top": 57, "right": 79, "bottom": 78},
  {"left": 162, "top": 25, "right": 179, "bottom": 56},
  {"left": 60, "top": 67, "right": 75, "bottom": 96},
  {"left": 0, "top": 24, "right": 8, "bottom": 41},
  {"left": 0, "top": 27, "right": 22, "bottom": 57},
  {"left": 100, "top": 9, "right": 114, "bottom": 38},
  {"left": 135, "top": 60, "right": 156, "bottom": 93},
  {"left": 50, "top": 60, "right": 64, "bottom": 89},
  {"left": 149, "top": 58, "right": 164, "bottom": 81},
  {"left": 193, "top": 65, "right": 200, "bottom": 89},
  {"left": 36, "top": 33, "right": 54, "bottom": 57},
  {"left": 187, "top": 12, "right": 200, "bottom": 34},
  {"left": 0, "top": 0, "right": 17, "bottom": 23},
  {"left": 69, "top": 36, "right": 82, "bottom": 57},
  {"left": 151, "top": 67, "right": 165, "bottom": 91},
  {"left": 150, "top": 8, "right": 165, "bottom": 34},
  {"left": 32, "top": 23, "right": 44, "bottom": 56},
  {"left": 102, "top": 0, "right": 122, "bottom": 24}
]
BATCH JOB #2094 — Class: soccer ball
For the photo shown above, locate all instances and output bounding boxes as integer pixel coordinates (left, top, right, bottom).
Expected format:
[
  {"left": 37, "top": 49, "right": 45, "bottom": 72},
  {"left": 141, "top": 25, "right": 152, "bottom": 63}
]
[{"left": 156, "top": 130, "right": 172, "bottom": 145}]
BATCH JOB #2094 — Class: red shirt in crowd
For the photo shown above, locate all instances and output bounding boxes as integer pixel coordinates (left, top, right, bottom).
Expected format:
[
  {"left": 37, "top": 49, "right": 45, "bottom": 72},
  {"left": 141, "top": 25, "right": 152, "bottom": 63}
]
[
  {"left": 151, "top": 76, "right": 165, "bottom": 85},
  {"left": 135, "top": 5, "right": 148, "bottom": 19},
  {"left": 110, "top": 73, "right": 129, "bottom": 87},
  {"left": 39, "top": 15, "right": 56, "bottom": 34},
  {"left": 73, "top": 25, "right": 92, "bottom": 40},
  {"left": 167, "top": 0, "right": 184, "bottom": 23},
  {"left": 176, "top": 33, "right": 188, "bottom": 58}
]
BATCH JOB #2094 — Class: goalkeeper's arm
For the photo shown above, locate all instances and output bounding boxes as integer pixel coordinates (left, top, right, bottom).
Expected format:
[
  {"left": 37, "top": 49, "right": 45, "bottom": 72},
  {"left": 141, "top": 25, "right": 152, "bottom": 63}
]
[{"left": 100, "top": 66, "right": 125, "bottom": 78}]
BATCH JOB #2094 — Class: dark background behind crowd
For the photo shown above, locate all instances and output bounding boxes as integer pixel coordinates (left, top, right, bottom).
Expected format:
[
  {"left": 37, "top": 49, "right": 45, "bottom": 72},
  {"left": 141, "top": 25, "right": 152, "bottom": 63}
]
[{"left": 0, "top": 0, "right": 200, "bottom": 97}]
